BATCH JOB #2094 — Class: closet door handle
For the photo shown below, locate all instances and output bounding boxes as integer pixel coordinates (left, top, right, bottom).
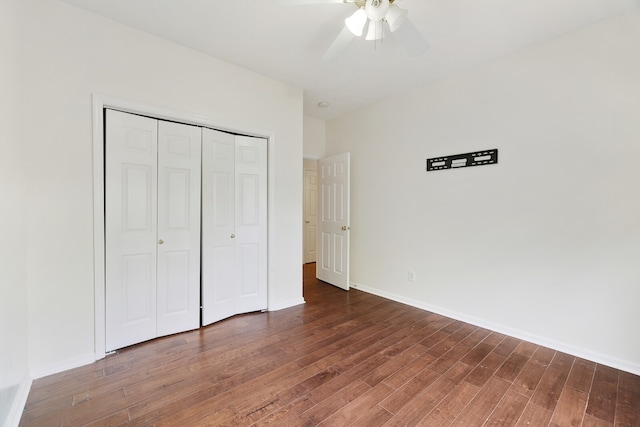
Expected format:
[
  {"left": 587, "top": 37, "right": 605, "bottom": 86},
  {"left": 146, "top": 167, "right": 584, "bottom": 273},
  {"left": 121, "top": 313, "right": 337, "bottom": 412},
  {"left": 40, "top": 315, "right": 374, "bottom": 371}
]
[
  {"left": 230, "top": 234, "right": 235, "bottom": 239},
  {"left": 158, "top": 239, "right": 164, "bottom": 245}
]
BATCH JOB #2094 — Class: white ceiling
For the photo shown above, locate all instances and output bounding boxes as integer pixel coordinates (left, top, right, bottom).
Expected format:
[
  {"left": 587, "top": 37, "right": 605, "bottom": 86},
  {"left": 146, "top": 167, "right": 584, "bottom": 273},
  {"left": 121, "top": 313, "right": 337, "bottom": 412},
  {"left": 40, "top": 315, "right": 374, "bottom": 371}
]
[{"left": 60, "top": 0, "right": 639, "bottom": 120}]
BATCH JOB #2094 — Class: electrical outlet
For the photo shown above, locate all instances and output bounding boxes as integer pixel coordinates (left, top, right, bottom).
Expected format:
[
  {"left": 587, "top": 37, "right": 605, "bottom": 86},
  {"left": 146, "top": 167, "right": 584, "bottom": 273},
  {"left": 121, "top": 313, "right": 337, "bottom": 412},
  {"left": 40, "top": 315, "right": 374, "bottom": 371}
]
[{"left": 408, "top": 271, "right": 416, "bottom": 282}]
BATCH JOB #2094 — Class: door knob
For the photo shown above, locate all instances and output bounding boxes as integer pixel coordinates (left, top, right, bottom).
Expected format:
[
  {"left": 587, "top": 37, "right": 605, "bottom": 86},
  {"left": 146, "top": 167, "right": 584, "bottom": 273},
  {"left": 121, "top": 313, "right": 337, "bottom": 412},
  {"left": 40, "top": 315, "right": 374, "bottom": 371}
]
[
  {"left": 341, "top": 226, "right": 347, "bottom": 231},
  {"left": 158, "top": 239, "right": 164, "bottom": 244},
  {"left": 306, "top": 220, "right": 310, "bottom": 223},
  {"left": 231, "top": 234, "right": 235, "bottom": 239}
]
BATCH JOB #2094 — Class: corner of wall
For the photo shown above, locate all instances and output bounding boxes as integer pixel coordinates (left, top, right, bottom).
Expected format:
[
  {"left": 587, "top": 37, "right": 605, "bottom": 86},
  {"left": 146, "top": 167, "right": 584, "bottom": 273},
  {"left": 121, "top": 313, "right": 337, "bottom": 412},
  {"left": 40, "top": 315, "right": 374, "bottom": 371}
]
[
  {"left": 29, "top": 353, "right": 96, "bottom": 381},
  {"left": 303, "top": 115, "right": 326, "bottom": 159},
  {"left": 3, "top": 372, "right": 32, "bottom": 427},
  {"left": 269, "top": 298, "right": 306, "bottom": 312}
]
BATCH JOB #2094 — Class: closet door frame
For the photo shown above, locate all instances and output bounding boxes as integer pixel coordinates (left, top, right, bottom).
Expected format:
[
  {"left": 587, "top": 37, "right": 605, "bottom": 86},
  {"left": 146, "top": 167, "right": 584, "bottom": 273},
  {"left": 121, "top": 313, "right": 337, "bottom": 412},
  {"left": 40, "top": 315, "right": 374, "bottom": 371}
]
[{"left": 92, "top": 94, "right": 274, "bottom": 359}]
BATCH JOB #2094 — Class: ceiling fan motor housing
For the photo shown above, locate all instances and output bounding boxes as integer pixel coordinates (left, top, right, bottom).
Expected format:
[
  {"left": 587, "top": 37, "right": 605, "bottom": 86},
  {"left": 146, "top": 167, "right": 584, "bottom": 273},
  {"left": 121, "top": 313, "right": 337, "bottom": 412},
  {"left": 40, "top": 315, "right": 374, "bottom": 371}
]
[{"left": 365, "top": 0, "right": 390, "bottom": 21}]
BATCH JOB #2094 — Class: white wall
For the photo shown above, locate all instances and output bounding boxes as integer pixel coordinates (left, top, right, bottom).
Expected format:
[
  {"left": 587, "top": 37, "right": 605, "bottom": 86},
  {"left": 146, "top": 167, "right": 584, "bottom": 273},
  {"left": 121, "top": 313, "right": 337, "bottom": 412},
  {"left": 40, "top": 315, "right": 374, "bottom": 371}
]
[
  {"left": 0, "top": 0, "right": 30, "bottom": 425},
  {"left": 326, "top": 9, "right": 640, "bottom": 374},
  {"left": 303, "top": 115, "right": 326, "bottom": 159},
  {"left": 15, "top": 0, "right": 303, "bottom": 376}
]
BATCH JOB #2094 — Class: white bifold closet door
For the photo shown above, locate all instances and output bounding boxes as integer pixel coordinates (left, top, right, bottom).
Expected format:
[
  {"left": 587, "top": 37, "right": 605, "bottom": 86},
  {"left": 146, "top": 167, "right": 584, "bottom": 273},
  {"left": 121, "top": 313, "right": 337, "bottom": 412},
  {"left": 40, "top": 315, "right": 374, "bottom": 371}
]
[
  {"left": 105, "top": 109, "right": 201, "bottom": 352},
  {"left": 201, "top": 128, "right": 268, "bottom": 326}
]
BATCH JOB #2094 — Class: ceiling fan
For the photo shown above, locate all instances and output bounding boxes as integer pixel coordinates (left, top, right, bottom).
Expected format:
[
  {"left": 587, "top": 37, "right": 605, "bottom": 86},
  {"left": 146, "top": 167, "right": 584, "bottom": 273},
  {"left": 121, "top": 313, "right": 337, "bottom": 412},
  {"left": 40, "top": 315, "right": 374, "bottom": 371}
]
[{"left": 277, "top": 0, "right": 429, "bottom": 60}]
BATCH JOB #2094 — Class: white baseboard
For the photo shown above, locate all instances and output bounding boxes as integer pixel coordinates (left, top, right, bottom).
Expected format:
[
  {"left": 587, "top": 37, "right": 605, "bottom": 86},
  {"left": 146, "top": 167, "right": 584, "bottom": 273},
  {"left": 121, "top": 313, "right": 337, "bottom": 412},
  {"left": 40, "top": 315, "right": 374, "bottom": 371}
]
[
  {"left": 350, "top": 281, "right": 640, "bottom": 376},
  {"left": 5, "top": 372, "right": 32, "bottom": 427},
  {"left": 269, "top": 298, "right": 306, "bottom": 312},
  {"left": 29, "top": 353, "right": 96, "bottom": 380}
]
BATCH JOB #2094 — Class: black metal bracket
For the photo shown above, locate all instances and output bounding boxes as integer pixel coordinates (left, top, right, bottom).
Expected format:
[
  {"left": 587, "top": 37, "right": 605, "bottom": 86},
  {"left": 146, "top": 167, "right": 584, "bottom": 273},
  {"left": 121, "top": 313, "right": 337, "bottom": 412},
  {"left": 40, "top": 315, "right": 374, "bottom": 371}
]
[{"left": 427, "top": 149, "right": 498, "bottom": 172}]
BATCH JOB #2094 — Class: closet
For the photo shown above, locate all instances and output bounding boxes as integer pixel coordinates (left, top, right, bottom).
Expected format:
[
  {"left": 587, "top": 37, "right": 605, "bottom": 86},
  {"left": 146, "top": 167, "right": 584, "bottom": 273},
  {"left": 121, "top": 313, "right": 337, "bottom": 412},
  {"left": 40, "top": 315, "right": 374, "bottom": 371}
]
[
  {"left": 201, "top": 129, "right": 268, "bottom": 326},
  {"left": 105, "top": 109, "right": 267, "bottom": 352}
]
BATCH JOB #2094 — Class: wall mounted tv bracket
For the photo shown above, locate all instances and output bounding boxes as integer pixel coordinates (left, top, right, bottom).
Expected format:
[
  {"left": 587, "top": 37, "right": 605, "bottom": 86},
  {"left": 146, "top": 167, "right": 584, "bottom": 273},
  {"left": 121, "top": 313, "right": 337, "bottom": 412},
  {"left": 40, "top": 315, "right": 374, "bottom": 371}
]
[{"left": 427, "top": 149, "right": 498, "bottom": 172}]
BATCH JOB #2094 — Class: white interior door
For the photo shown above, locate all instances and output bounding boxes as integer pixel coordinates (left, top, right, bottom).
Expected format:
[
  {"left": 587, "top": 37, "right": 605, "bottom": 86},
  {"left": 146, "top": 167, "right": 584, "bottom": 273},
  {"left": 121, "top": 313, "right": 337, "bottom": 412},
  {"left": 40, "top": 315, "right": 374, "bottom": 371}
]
[
  {"left": 156, "top": 121, "right": 201, "bottom": 337},
  {"left": 317, "top": 153, "right": 351, "bottom": 290},
  {"left": 106, "top": 110, "right": 202, "bottom": 352},
  {"left": 201, "top": 129, "right": 236, "bottom": 325},
  {"left": 105, "top": 110, "right": 158, "bottom": 351},
  {"left": 201, "top": 131, "right": 267, "bottom": 326},
  {"left": 234, "top": 136, "right": 268, "bottom": 314},
  {"left": 303, "top": 160, "right": 318, "bottom": 263}
]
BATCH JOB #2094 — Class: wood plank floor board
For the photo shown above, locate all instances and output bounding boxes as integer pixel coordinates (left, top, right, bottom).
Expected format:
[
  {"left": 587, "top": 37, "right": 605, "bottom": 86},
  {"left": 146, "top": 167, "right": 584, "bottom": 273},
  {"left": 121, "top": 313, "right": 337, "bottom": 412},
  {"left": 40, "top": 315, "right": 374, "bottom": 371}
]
[
  {"left": 552, "top": 351, "right": 579, "bottom": 373},
  {"left": 380, "top": 347, "right": 436, "bottom": 390},
  {"left": 582, "top": 414, "right": 615, "bottom": 427},
  {"left": 567, "top": 358, "right": 597, "bottom": 393},
  {"left": 461, "top": 342, "right": 496, "bottom": 367},
  {"left": 379, "top": 369, "right": 441, "bottom": 414},
  {"left": 510, "top": 352, "right": 551, "bottom": 398},
  {"left": 382, "top": 375, "right": 458, "bottom": 426},
  {"left": 349, "top": 404, "right": 394, "bottom": 427},
  {"left": 483, "top": 388, "right": 530, "bottom": 427},
  {"left": 549, "top": 385, "right": 589, "bottom": 427},
  {"left": 515, "top": 401, "right": 554, "bottom": 427},
  {"left": 494, "top": 352, "right": 530, "bottom": 383},
  {"left": 384, "top": 361, "right": 476, "bottom": 425},
  {"left": 513, "top": 340, "right": 539, "bottom": 358},
  {"left": 429, "top": 341, "right": 475, "bottom": 374},
  {"left": 483, "top": 332, "right": 509, "bottom": 348},
  {"left": 301, "top": 380, "right": 371, "bottom": 425},
  {"left": 362, "top": 346, "right": 425, "bottom": 387},
  {"left": 494, "top": 336, "right": 522, "bottom": 357},
  {"left": 530, "top": 366, "right": 569, "bottom": 411},
  {"left": 251, "top": 396, "right": 317, "bottom": 427},
  {"left": 19, "top": 263, "right": 640, "bottom": 426},
  {"left": 464, "top": 351, "right": 509, "bottom": 388},
  {"left": 292, "top": 323, "right": 391, "bottom": 370},
  {"left": 449, "top": 376, "right": 511, "bottom": 426},
  {"left": 419, "top": 381, "right": 480, "bottom": 426},
  {"left": 318, "top": 382, "right": 394, "bottom": 426},
  {"left": 586, "top": 364, "right": 620, "bottom": 424},
  {"left": 616, "top": 371, "right": 640, "bottom": 427}
]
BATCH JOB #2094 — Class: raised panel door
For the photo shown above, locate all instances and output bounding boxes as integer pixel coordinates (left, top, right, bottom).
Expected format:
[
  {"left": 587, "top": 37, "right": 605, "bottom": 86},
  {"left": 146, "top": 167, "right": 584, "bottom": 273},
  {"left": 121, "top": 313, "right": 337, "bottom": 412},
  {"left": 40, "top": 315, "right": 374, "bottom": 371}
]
[
  {"left": 156, "top": 121, "right": 201, "bottom": 336},
  {"left": 201, "top": 128, "right": 236, "bottom": 326},
  {"left": 235, "top": 136, "right": 267, "bottom": 314},
  {"left": 317, "top": 153, "right": 350, "bottom": 290},
  {"left": 303, "top": 162, "right": 318, "bottom": 263},
  {"left": 105, "top": 109, "right": 158, "bottom": 352}
]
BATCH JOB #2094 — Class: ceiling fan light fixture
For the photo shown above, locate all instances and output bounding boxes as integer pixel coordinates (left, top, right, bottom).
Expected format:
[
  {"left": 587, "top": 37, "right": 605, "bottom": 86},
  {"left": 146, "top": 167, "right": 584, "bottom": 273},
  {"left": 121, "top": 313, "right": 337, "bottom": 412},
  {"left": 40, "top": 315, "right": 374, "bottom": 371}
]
[
  {"left": 365, "top": 20, "right": 384, "bottom": 41},
  {"left": 385, "top": 4, "right": 407, "bottom": 32},
  {"left": 364, "top": 0, "right": 390, "bottom": 22},
  {"left": 345, "top": 7, "right": 367, "bottom": 36}
]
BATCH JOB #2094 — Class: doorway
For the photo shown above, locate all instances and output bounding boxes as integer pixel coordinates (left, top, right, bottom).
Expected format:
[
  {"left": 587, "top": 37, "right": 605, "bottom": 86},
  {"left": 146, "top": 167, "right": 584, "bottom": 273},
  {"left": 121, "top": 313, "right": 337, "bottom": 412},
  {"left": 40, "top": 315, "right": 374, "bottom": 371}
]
[{"left": 303, "top": 158, "right": 318, "bottom": 264}]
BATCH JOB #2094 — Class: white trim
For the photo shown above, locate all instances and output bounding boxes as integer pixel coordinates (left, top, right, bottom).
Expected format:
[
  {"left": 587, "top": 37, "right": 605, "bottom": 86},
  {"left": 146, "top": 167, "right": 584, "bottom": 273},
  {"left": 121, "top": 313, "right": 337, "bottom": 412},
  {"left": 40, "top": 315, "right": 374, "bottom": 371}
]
[
  {"left": 92, "top": 96, "right": 106, "bottom": 360},
  {"left": 350, "top": 280, "right": 640, "bottom": 376},
  {"left": 92, "top": 94, "right": 276, "bottom": 360},
  {"left": 5, "top": 373, "right": 32, "bottom": 427}
]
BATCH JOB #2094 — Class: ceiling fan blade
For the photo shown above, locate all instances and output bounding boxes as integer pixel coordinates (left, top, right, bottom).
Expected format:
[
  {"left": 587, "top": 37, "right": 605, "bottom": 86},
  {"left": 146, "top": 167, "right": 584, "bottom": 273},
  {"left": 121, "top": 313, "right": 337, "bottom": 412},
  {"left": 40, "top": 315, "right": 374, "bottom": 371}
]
[
  {"left": 323, "top": 26, "right": 355, "bottom": 61},
  {"left": 393, "top": 18, "right": 429, "bottom": 57},
  {"left": 274, "top": 0, "right": 348, "bottom": 4}
]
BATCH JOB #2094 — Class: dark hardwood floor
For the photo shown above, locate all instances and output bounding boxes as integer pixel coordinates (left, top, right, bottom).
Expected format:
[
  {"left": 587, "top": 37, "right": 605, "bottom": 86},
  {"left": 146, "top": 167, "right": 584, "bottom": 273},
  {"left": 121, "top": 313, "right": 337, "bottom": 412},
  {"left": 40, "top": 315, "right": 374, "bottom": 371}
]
[{"left": 21, "top": 263, "right": 640, "bottom": 426}]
